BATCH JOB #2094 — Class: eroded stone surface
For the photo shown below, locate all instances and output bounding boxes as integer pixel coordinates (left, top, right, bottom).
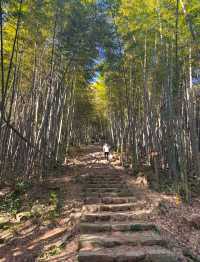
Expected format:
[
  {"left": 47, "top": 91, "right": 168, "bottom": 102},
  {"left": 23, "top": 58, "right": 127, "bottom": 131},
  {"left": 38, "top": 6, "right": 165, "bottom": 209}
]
[
  {"left": 78, "top": 250, "right": 114, "bottom": 262},
  {"left": 79, "top": 231, "right": 165, "bottom": 249},
  {"left": 80, "top": 222, "right": 159, "bottom": 234},
  {"left": 78, "top": 246, "right": 178, "bottom": 262},
  {"left": 80, "top": 223, "right": 111, "bottom": 233},
  {"left": 145, "top": 246, "right": 178, "bottom": 262}
]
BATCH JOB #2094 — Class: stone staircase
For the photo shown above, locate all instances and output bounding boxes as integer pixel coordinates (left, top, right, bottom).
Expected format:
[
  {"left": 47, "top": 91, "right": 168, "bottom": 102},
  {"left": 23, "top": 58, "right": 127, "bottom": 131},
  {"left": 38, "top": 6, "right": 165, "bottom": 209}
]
[{"left": 77, "top": 173, "right": 178, "bottom": 262}]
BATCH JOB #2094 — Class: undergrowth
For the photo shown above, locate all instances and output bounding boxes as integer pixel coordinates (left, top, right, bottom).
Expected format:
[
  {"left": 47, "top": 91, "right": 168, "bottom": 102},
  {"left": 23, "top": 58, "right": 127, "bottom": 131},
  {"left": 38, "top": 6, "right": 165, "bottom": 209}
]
[{"left": 0, "top": 181, "right": 32, "bottom": 214}]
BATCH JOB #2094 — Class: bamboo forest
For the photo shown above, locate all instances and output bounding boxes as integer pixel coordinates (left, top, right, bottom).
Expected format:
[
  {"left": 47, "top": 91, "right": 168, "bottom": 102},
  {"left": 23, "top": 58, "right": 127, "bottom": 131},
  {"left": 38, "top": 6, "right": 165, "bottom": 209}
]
[{"left": 0, "top": 0, "right": 200, "bottom": 261}]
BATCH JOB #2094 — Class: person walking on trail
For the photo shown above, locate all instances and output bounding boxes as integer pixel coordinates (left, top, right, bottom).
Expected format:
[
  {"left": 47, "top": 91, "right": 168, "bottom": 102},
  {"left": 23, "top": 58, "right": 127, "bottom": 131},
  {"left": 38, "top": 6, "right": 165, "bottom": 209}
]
[{"left": 103, "top": 143, "right": 110, "bottom": 161}]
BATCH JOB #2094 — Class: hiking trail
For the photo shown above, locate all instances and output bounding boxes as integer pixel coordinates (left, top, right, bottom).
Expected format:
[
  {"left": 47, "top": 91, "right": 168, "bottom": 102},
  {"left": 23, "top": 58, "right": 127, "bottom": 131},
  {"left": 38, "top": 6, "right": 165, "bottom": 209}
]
[{"left": 76, "top": 146, "right": 178, "bottom": 262}]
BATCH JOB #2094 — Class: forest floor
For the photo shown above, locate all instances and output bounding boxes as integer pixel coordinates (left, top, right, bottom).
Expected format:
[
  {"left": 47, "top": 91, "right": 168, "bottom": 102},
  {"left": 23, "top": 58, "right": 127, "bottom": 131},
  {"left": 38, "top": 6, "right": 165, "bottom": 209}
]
[{"left": 0, "top": 145, "right": 200, "bottom": 261}]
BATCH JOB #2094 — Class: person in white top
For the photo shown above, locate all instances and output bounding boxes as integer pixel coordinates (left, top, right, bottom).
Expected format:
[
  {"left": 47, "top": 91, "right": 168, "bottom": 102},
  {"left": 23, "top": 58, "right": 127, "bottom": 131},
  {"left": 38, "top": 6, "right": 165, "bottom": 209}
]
[{"left": 103, "top": 143, "right": 110, "bottom": 161}]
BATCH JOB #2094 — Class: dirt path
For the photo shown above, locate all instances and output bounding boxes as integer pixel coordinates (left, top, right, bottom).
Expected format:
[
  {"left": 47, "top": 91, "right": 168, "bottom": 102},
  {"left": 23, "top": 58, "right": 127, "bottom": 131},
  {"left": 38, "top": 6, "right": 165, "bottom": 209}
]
[{"left": 0, "top": 145, "right": 200, "bottom": 261}]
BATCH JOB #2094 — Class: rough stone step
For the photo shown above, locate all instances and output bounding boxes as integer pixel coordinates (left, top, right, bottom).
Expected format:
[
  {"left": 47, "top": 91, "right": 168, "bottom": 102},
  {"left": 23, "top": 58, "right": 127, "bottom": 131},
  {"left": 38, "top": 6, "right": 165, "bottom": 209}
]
[
  {"left": 82, "top": 192, "right": 133, "bottom": 198},
  {"left": 84, "top": 197, "right": 136, "bottom": 205},
  {"left": 85, "top": 175, "right": 122, "bottom": 178},
  {"left": 78, "top": 245, "right": 178, "bottom": 262},
  {"left": 84, "top": 188, "right": 130, "bottom": 193},
  {"left": 83, "top": 202, "right": 146, "bottom": 212},
  {"left": 79, "top": 222, "right": 159, "bottom": 234},
  {"left": 82, "top": 211, "right": 147, "bottom": 222},
  {"left": 85, "top": 176, "right": 123, "bottom": 180},
  {"left": 85, "top": 180, "right": 123, "bottom": 184},
  {"left": 84, "top": 183, "right": 126, "bottom": 188},
  {"left": 79, "top": 231, "right": 166, "bottom": 249}
]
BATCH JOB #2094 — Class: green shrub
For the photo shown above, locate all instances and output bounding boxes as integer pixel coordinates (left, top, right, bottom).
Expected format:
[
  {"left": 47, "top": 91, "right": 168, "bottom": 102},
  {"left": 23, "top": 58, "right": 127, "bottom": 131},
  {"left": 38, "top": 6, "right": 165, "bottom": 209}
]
[
  {"left": 50, "top": 191, "right": 58, "bottom": 207},
  {"left": 15, "top": 181, "right": 31, "bottom": 193},
  {"left": 0, "top": 191, "right": 21, "bottom": 214},
  {"left": 0, "top": 181, "right": 32, "bottom": 215}
]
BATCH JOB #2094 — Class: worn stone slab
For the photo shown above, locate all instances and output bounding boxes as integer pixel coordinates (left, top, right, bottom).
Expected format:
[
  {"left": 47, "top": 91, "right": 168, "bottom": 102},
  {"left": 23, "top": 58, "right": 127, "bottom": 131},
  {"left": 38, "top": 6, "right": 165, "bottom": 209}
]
[
  {"left": 80, "top": 223, "right": 111, "bottom": 233},
  {"left": 85, "top": 179, "right": 119, "bottom": 181},
  {"left": 80, "top": 221, "right": 158, "bottom": 234},
  {"left": 80, "top": 222, "right": 159, "bottom": 234},
  {"left": 82, "top": 212, "right": 142, "bottom": 222},
  {"left": 84, "top": 196, "right": 136, "bottom": 204},
  {"left": 85, "top": 183, "right": 126, "bottom": 188},
  {"left": 85, "top": 179, "right": 123, "bottom": 183},
  {"left": 83, "top": 203, "right": 138, "bottom": 213},
  {"left": 116, "top": 250, "right": 146, "bottom": 262},
  {"left": 84, "top": 197, "right": 102, "bottom": 204},
  {"left": 78, "top": 249, "right": 114, "bottom": 262},
  {"left": 112, "top": 222, "right": 159, "bottom": 233},
  {"left": 101, "top": 197, "right": 136, "bottom": 204},
  {"left": 99, "top": 203, "right": 140, "bottom": 212},
  {"left": 117, "top": 192, "right": 133, "bottom": 197},
  {"left": 84, "top": 188, "right": 126, "bottom": 193},
  {"left": 83, "top": 192, "right": 133, "bottom": 198},
  {"left": 85, "top": 181, "right": 123, "bottom": 186},
  {"left": 81, "top": 193, "right": 99, "bottom": 198},
  {"left": 85, "top": 175, "right": 122, "bottom": 178},
  {"left": 83, "top": 203, "right": 141, "bottom": 213},
  {"left": 78, "top": 246, "right": 178, "bottom": 262},
  {"left": 145, "top": 246, "right": 178, "bottom": 262},
  {"left": 79, "top": 231, "right": 166, "bottom": 249}
]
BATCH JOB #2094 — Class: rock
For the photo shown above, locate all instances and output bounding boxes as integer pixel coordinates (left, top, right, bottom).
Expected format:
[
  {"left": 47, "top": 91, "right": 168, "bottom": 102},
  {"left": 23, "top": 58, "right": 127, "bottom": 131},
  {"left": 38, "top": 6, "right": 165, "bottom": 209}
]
[
  {"left": 70, "top": 211, "right": 82, "bottom": 220},
  {"left": 183, "top": 248, "right": 200, "bottom": 262},
  {"left": 31, "top": 204, "right": 45, "bottom": 217},
  {"left": 0, "top": 216, "right": 10, "bottom": 229},
  {"left": 56, "top": 232, "right": 72, "bottom": 247},
  {"left": 16, "top": 211, "right": 32, "bottom": 222},
  {"left": 158, "top": 200, "right": 170, "bottom": 215},
  {"left": 188, "top": 214, "right": 200, "bottom": 230}
]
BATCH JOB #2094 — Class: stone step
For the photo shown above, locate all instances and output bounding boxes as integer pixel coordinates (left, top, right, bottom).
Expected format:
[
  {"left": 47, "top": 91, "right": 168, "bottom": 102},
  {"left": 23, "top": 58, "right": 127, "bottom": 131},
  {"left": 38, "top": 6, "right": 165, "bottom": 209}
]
[
  {"left": 79, "top": 231, "right": 166, "bottom": 250},
  {"left": 83, "top": 202, "right": 145, "bottom": 212},
  {"left": 85, "top": 180, "right": 123, "bottom": 184},
  {"left": 82, "top": 192, "right": 133, "bottom": 198},
  {"left": 85, "top": 183, "right": 126, "bottom": 188},
  {"left": 85, "top": 177, "right": 123, "bottom": 181},
  {"left": 84, "top": 188, "right": 130, "bottom": 193},
  {"left": 78, "top": 246, "right": 178, "bottom": 262},
  {"left": 85, "top": 175, "right": 122, "bottom": 179},
  {"left": 82, "top": 211, "right": 147, "bottom": 222},
  {"left": 84, "top": 197, "right": 136, "bottom": 204},
  {"left": 80, "top": 222, "right": 159, "bottom": 234}
]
